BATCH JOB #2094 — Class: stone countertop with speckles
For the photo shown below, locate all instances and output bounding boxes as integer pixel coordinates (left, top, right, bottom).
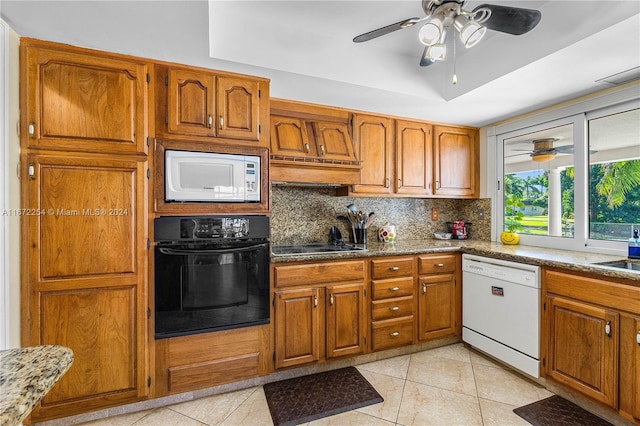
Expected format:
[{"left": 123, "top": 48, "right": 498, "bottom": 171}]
[
  {"left": 271, "top": 240, "right": 640, "bottom": 283},
  {"left": 0, "top": 345, "right": 73, "bottom": 426}
]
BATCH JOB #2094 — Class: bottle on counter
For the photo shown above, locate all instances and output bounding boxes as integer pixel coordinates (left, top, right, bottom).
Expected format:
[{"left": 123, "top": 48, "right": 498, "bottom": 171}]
[{"left": 629, "top": 229, "right": 640, "bottom": 259}]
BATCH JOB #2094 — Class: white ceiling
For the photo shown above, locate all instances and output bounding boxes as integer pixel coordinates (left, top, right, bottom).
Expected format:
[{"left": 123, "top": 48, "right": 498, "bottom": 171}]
[{"left": 2, "top": 0, "right": 639, "bottom": 127}]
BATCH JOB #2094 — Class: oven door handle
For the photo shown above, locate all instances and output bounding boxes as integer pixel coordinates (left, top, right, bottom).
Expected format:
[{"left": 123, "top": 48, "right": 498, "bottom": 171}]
[{"left": 158, "top": 242, "right": 269, "bottom": 255}]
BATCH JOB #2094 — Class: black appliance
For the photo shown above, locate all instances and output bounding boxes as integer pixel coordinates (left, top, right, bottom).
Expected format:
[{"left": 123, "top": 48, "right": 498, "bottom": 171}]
[{"left": 154, "top": 215, "right": 270, "bottom": 339}]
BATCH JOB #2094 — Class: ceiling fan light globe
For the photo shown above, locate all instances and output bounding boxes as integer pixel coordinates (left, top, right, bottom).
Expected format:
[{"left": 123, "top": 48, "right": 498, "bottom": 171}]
[
  {"left": 418, "top": 19, "right": 443, "bottom": 46},
  {"left": 426, "top": 43, "right": 447, "bottom": 61},
  {"left": 531, "top": 152, "right": 556, "bottom": 162},
  {"left": 454, "top": 16, "right": 486, "bottom": 48}
]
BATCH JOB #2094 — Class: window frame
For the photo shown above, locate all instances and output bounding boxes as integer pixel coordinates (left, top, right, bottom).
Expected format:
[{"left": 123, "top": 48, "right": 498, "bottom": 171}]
[{"left": 488, "top": 85, "right": 640, "bottom": 257}]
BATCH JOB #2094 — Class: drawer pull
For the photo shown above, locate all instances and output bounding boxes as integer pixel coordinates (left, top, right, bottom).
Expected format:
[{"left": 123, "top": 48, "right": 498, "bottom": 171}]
[
  {"left": 605, "top": 321, "right": 611, "bottom": 337},
  {"left": 390, "top": 286, "right": 400, "bottom": 291},
  {"left": 435, "top": 263, "right": 445, "bottom": 267},
  {"left": 389, "top": 306, "right": 400, "bottom": 311},
  {"left": 389, "top": 266, "right": 400, "bottom": 271},
  {"left": 389, "top": 331, "right": 400, "bottom": 337}
]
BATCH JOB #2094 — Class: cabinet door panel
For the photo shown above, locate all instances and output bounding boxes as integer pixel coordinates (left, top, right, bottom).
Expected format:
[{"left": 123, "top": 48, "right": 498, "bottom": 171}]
[
  {"left": 396, "top": 120, "right": 432, "bottom": 196},
  {"left": 326, "top": 283, "right": 365, "bottom": 358},
  {"left": 547, "top": 295, "right": 618, "bottom": 408},
  {"left": 312, "top": 121, "right": 356, "bottom": 162},
  {"left": 634, "top": 318, "right": 640, "bottom": 420},
  {"left": 433, "top": 126, "right": 477, "bottom": 197},
  {"left": 418, "top": 274, "right": 456, "bottom": 340},
  {"left": 40, "top": 287, "right": 137, "bottom": 403},
  {"left": 270, "top": 116, "right": 314, "bottom": 157},
  {"left": 352, "top": 115, "right": 393, "bottom": 194},
  {"left": 167, "top": 68, "right": 215, "bottom": 137},
  {"left": 24, "top": 44, "right": 147, "bottom": 154},
  {"left": 217, "top": 76, "right": 260, "bottom": 141},
  {"left": 275, "top": 288, "right": 320, "bottom": 368}
]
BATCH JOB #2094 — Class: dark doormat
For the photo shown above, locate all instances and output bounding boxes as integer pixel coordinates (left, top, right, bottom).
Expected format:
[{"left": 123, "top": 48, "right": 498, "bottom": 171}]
[
  {"left": 263, "top": 366, "right": 383, "bottom": 426},
  {"left": 513, "top": 395, "right": 613, "bottom": 426}
]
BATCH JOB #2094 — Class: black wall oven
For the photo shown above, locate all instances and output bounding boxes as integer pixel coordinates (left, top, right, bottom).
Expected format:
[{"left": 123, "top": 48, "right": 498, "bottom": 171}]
[{"left": 154, "top": 215, "right": 270, "bottom": 339}]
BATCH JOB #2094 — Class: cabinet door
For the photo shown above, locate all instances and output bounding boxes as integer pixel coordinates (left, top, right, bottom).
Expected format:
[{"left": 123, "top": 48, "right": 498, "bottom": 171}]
[
  {"left": 167, "top": 68, "right": 215, "bottom": 137},
  {"left": 418, "top": 274, "right": 457, "bottom": 341},
  {"left": 23, "top": 154, "right": 148, "bottom": 420},
  {"left": 275, "top": 288, "right": 320, "bottom": 369},
  {"left": 217, "top": 76, "right": 260, "bottom": 141},
  {"left": 312, "top": 121, "right": 357, "bottom": 162},
  {"left": 635, "top": 318, "right": 640, "bottom": 420},
  {"left": 396, "top": 120, "right": 433, "bottom": 196},
  {"left": 547, "top": 295, "right": 618, "bottom": 408},
  {"left": 270, "top": 115, "right": 315, "bottom": 157},
  {"left": 23, "top": 43, "right": 148, "bottom": 154},
  {"left": 352, "top": 114, "right": 393, "bottom": 195},
  {"left": 433, "top": 126, "right": 478, "bottom": 197},
  {"left": 326, "top": 283, "right": 366, "bottom": 358}
]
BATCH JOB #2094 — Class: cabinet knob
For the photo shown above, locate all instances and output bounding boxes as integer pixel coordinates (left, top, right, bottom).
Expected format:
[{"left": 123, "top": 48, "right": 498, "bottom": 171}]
[
  {"left": 389, "top": 266, "right": 400, "bottom": 271},
  {"left": 390, "top": 286, "right": 400, "bottom": 291},
  {"left": 389, "top": 331, "right": 400, "bottom": 337},
  {"left": 605, "top": 321, "right": 611, "bottom": 337},
  {"left": 390, "top": 306, "right": 400, "bottom": 311}
]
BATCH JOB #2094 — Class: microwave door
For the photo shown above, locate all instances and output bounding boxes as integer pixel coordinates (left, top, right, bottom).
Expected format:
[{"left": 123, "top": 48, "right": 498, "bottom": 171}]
[{"left": 166, "top": 156, "right": 246, "bottom": 202}]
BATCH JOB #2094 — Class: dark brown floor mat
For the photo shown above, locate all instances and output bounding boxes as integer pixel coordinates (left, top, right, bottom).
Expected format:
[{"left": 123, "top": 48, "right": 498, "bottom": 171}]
[
  {"left": 263, "top": 366, "right": 383, "bottom": 426},
  {"left": 513, "top": 395, "right": 613, "bottom": 426}
]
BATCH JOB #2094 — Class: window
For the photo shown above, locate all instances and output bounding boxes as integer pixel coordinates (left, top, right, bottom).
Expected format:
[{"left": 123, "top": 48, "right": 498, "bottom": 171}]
[{"left": 495, "top": 96, "right": 640, "bottom": 256}]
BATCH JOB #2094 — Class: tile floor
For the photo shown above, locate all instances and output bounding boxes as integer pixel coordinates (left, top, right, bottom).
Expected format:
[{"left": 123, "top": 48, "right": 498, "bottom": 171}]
[{"left": 78, "top": 343, "right": 553, "bottom": 426}]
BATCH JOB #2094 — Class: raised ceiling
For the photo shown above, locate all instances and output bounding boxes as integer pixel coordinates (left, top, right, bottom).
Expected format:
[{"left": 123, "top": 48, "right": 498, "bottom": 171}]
[{"left": 2, "top": 0, "right": 639, "bottom": 126}]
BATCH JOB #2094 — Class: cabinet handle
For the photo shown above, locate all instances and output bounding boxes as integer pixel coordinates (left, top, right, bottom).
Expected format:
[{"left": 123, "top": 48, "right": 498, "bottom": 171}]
[
  {"left": 219, "top": 116, "right": 224, "bottom": 129},
  {"left": 636, "top": 330, "right": 640, "bottom": 345},
  {"left": 28, "top": 122, "right": 35, "bottom": 137},
  {"left": 304, "top": 143, "right": 310, "bottom": 153},
  {"left": 435, "top": 263, "right": 445, "bottom": 267},
  {"left": 28, "top": 163, "right": 35, "bottom": 180},
  {"left": 436, "top": 181, "right": 441, "bottom": 190},
  {"left": 390, "top": 306, "right": 400, "bottom": 311},
  {"left": 422, "top": 283, "right": 427, "bottom": 294},
  {"left": 207, "top": 115, "right": 213, "bottom": 128},
  {"left": 398, "top": 178, "right": 402, "bottom": 189},
  {"left": 389, "top": 266, "right": 400, "bottom": 271},
  {"left": 390, "top": 286, "right": 400, "bottom": 291},
  {"left": 389, "top": 331, "right": 400, "bottom": 337},
  {"left": 605, "top": 321, "right": 611, "bottom": 337},
  {"left": 314, "top": 295, "right": 318, "bottom": 307},
  {"left": 385, "top": 178, "right": 390, "bottom": 188},
  {"left": 330, "top": 294, "right": 334, "bottom": 305},
  {"left": 319, "top": 144, "right": 325, "bottom": 156}
]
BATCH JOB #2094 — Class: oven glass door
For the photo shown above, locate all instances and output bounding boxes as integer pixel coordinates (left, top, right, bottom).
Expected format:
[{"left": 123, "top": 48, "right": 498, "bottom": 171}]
[{"left": 154, "top": 241, "right": 269, "bottom": 338}]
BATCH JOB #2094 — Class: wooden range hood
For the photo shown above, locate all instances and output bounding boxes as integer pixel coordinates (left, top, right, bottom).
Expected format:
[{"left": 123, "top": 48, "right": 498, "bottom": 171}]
[{"left": 269, "top": 99, "right": 361, "bottom": 186}]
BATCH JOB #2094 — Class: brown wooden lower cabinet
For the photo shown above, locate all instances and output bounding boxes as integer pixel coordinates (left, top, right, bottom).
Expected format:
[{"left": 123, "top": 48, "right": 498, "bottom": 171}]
[
  {"left": 273, "top": 259, "right": 367, "bottom": 369},
  {"left": 417, "top": 254, "right": 460, "bottom": 341},
  {"left": 543, "top": 269, "right": 640, "bottom": 423}
]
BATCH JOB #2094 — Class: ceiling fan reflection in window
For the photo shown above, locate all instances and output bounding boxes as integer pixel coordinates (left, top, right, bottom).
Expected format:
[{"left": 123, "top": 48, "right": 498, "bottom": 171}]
[
  {"left": 508, "top": 139, "right": 597, "bottom": 163},
  {"left": 353, "top": 0, "right": 542, "bottom": 68}
]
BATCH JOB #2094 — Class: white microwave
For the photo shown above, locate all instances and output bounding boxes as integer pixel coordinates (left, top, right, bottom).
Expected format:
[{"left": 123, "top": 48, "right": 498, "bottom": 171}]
[{"left": 165, "top": 150, "right": 260, "bottom": 202}]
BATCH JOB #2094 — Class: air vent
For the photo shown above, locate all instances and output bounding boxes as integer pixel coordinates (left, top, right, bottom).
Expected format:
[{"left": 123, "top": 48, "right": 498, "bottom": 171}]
[{"left": 595, "top": 66, "right": 640, "bottom": 86}]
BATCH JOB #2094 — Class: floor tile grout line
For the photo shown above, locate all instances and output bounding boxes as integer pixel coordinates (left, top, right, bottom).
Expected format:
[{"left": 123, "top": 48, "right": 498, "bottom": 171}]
[{"left": 470, "top": 359, "right": 486, "bottom": 425}]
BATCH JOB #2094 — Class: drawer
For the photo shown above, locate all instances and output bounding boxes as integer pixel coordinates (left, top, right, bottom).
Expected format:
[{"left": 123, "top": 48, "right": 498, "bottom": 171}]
[
  {"left": 371, "top": 317, "right": 414, "bottom": 351},
  {"left": 371, "top": 257, "right": 414, "bottom": 279},
  {"left": 418, "top": 254, "right": 457, "bottom": 275},
  {"left": 371, "top": 277, "right": 414, "bottom": 300},
  {"left": 372, "top": 296, "right": 413, "bottom": 320},
  {"left": 274, "top": 260, "right": 365, "bottom": 287}
]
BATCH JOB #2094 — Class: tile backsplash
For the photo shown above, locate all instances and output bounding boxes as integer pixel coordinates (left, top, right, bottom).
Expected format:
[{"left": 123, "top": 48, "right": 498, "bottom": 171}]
[{"left": 270, "top": 186, "right": 491, "bottom": 245}]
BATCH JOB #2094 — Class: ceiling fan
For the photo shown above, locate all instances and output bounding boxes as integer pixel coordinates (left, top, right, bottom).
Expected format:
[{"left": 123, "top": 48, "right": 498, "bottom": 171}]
[
  {"left": 353, "top": 0, "right": 542, "bottom": 68},
  {"left": 509, "top": 138, "right": 597, "bottom": 163}
]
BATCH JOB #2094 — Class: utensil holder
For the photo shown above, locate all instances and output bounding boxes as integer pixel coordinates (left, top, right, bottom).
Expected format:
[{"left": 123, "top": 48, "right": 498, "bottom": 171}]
[{"left": 353, "top": 228, "right": 367, "bottom": 246}]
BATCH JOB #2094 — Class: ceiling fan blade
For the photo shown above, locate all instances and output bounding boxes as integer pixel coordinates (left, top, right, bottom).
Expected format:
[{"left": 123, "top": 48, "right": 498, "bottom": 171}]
[
  {"left": 473, "top": 4, "right": 541, "bottom": 36},
  {"left": 353, "top": 17, "right": 421, "bottom": 43},
  {"left": 420, "top": 47, "right": 437, "bottom": 67}
]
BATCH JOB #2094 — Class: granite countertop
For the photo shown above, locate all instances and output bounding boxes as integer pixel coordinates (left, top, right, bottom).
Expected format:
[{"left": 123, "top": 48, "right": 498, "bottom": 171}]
[
  {"left": 271, "top": 240, "right": 640, "bottom": 283},
  {"left": 0, "top": 345, "right": 73, "bottom": 426}
]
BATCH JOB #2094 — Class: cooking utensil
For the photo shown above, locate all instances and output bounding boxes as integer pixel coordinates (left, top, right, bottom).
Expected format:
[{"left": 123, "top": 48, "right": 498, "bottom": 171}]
[{"left": 364, "top": 212, "right": 375, "bottom": 229}]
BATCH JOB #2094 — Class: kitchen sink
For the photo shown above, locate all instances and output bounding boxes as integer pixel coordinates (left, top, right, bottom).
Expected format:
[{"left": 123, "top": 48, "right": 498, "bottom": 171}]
[
  {"left": 272, "top": 243, "right": 366, "bottom": 256},
  {"left": 593, "top": 260, "right": 640, "bottom": 272}
]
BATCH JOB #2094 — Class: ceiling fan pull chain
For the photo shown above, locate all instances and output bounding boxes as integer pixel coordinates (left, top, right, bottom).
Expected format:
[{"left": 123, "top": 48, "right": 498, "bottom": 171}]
[{"left": 452, "top": 35, "right": 458, "bottom": 85}]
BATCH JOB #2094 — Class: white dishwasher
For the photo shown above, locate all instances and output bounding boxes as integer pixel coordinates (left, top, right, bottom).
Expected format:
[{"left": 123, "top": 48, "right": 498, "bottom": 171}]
[{"left": 462, "top": 253, "right": 541, "bottom": 378}]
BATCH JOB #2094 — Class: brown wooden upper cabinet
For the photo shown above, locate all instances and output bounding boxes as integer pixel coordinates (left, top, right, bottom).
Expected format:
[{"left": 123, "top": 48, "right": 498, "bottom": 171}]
[
  {"left": 21, "top": 40, "right": 149, "bottom": 154},
  {"left": 158, "top": 65, "right": 269, "bottom": 147},
  {"left": 433, "top": 125, "right": 479, "bottom": 197},
  {"left": 348, "top": 115, "right": 433, "bottom": 197}
]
